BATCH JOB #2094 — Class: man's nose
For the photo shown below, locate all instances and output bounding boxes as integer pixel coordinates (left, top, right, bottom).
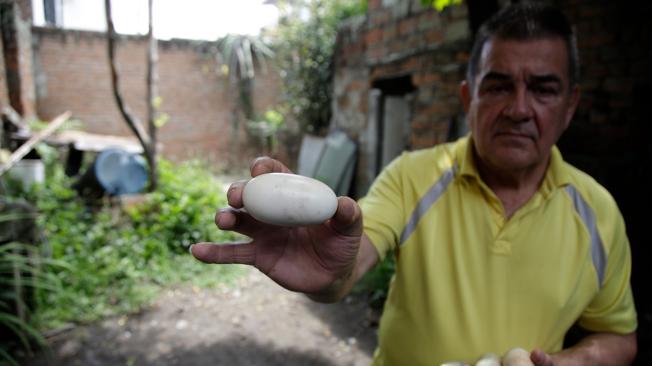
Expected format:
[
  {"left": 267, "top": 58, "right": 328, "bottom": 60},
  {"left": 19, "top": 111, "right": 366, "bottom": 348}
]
[{"left": 503, "top": 86, "right": 533, "bottom": 122}]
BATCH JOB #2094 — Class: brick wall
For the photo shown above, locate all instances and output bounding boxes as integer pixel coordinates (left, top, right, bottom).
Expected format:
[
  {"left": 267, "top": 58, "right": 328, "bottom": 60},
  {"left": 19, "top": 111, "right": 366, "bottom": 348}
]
[
  {"left": 336, "top": 0, "right": 469, "bottom": 147},
  {"left": 333, "top": 0, "right": 470, "bottom": 195},
  {"left": 32, "top": 27, "right": 283, "bottom": 170},
  {"left": 334, "top": 0, "right": 651, "bottom": 192}
]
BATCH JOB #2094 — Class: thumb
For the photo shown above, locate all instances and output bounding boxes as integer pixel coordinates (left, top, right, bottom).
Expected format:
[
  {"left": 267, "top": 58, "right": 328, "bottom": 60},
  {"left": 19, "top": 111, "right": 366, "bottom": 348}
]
[
  {"left": 329, "top": 197, "right": 363, "bottom": 237},
  {"left": 530, "top": 349, "right": 554, "bottom": 366}
]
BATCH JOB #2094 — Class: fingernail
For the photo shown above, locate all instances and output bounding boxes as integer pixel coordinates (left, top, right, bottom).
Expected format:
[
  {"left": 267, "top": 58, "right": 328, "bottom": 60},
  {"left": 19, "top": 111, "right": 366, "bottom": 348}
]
[
  {"left": 216, "top": 209, "right": 230, "bottom": 228},
  {"left": 188, "top": 244, "right": 194, "bottom": 255}
]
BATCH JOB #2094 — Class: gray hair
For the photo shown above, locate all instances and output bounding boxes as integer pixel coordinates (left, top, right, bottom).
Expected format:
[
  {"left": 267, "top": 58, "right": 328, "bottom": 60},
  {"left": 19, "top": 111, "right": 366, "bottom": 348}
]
[{"left": 466, "top": 3, "right": 580, "bottom": 91}]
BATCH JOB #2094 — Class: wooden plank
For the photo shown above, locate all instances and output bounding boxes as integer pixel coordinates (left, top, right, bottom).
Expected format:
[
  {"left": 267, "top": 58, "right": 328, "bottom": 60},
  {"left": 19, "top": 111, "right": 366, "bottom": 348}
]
[{"left": 0, "top": 111, "right": 71, "bottom": 176}]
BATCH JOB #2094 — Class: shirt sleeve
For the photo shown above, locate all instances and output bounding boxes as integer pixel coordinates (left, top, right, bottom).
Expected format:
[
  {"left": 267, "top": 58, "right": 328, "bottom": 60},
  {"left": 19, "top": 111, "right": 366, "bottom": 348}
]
[
  {"left": 578, "top": 195, "right": 638, "bottom": 334},
  {"left": 358, "top": 154, "right": 407, "bottom": 261}
]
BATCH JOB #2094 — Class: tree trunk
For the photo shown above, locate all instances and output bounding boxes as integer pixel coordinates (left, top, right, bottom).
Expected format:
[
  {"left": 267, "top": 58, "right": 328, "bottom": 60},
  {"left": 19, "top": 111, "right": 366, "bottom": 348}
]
[
  {"left": 104, "top": 0, "right": 158, "bottom": 192},
  {"left": 146, "top": 0, "right": 158, "bottom": 191}
]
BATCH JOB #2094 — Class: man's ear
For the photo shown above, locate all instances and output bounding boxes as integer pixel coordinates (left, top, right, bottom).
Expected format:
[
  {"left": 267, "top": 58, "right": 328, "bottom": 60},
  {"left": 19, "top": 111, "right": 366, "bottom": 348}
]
[
  {"left": 563, "top": 84, "right": 581, "bottom": 130},
  {"left": 460, "top": 80, "right": 471, "bottom": 114}
]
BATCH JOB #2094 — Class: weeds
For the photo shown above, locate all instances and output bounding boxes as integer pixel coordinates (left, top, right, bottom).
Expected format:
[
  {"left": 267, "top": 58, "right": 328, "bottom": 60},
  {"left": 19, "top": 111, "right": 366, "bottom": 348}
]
[{"left": 1, "top": 156, "right": 244, "bottom": 362}]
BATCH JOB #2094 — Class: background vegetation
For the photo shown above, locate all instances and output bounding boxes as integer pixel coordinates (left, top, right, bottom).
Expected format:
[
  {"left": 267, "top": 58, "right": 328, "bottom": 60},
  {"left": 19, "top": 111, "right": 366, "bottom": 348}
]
[
  {"left": 270, "top": 0, "right": 367, "bottom": 135},
  {"left": 1, "top": 146, "right": 244, "bottom": 363}
]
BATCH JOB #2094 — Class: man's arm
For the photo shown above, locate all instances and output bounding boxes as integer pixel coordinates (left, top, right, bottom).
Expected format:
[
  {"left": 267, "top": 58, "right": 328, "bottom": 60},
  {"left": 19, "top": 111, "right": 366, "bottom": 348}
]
[
  {"left": 531, "top": 332, "right": 637, "bottom": 366},
  {"left": 307, "top": 234, "right": 380, "bottom": 303}
]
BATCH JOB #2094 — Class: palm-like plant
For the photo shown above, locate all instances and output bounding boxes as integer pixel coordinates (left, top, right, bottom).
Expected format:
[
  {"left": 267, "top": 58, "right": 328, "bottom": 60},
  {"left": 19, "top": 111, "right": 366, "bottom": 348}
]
[{"left": 214, "top": 34, "right": 274, "bottom": 137}]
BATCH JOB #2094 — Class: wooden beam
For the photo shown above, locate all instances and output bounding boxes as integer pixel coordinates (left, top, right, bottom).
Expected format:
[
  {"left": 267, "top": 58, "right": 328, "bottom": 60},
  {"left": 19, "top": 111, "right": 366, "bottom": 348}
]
[{"left": 0, "top": 111, "right": 71, "bottom": 176}]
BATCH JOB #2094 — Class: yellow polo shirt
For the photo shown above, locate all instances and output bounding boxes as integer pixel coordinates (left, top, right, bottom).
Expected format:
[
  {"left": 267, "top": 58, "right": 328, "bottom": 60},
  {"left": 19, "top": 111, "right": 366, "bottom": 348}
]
[{"left": 360, "top": 136, "right": 637, "bottom": 366}]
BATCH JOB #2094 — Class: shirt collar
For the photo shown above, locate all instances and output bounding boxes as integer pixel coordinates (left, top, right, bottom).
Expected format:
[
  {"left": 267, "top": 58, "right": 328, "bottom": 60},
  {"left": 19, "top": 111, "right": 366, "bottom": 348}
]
[
  {"left": 454, "top": 135, "right": 481, "bottom": 180},
  {"left": 454, "top": 135, "right": 571, "bottom": 193},
  {"left": 541, "top": 144, "right": 571, "bottom": 194}
]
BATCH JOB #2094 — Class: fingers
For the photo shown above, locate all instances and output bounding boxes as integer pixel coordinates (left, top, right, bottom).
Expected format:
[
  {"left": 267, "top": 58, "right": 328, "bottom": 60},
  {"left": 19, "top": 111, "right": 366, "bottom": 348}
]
[
  {"left": 215, "top": 207, "right": 280, "bottom": 238},
  {"left": 328, "top": 196, "right": 363, "bottom": 237},
  {"left": 250, "top": 156, "right": 292, "bottom": 176},
  {"left": 225, "top": 157, "right": 290, "bottom": 208},
  {"left": 226, "top": 181, "right": 246, "bottom": 208},
  {"left": 190, "top": 242, "right": 256, "bottom": 265},
  {"left": 530, "top": 349, "right": 554, "bottom": 366}
]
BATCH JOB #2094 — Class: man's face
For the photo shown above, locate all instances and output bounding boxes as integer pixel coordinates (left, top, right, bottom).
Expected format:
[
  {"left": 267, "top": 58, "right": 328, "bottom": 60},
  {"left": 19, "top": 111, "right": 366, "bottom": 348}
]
[{"left": 460, "top": 37, "right": 579, "bottom": 174}]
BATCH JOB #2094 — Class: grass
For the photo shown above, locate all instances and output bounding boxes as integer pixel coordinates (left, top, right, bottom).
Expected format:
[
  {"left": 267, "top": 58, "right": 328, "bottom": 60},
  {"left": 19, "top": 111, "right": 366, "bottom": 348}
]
[{"left": 1, "top": 154, "right": 246, "bottom": 362}]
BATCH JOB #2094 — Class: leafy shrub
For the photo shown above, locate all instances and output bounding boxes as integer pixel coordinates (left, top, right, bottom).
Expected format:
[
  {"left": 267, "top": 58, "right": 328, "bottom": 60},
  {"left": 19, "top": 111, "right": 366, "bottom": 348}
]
[
  {"left": 354, "top": 256, "right": 395, "bottom": 309},
  {"left": 272, "top": 0, "right": 367, "bottom": 134},
  {"left": 4, "top": 157, "right": 243, "bottom": 332},
  {"left": 0, "top": 237, "right": 67, "bottom": 365},
  {"left": 126, "top": 159, "right": 241, "bottom": 253}
]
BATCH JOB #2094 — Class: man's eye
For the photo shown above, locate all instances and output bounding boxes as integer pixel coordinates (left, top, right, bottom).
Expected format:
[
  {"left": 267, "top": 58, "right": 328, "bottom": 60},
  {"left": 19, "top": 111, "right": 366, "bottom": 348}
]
[
  {"left": 483, "top": 84, "right": 511, "bottom": 94},
  {"left": 532, "top": 86, "right": 559, "bottom": 96}
]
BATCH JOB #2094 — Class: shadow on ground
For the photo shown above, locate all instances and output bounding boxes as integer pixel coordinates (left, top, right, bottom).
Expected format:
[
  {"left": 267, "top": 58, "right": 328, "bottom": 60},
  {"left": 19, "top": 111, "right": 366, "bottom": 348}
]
[
  {"left": 19, "top": 270, "right": 376, "bottom": 366},
  {"left": 25, "top": 335, "right": 338, "bottom": 366},
  {"left": 301, "top": 292, "right": 379, "bottom": 357}
]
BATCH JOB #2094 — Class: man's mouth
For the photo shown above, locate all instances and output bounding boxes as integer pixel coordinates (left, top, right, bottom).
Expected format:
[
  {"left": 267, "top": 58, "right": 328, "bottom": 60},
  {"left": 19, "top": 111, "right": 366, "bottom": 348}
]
[{"left": 495, "top": 131, "right": 534, "bottom": 140}]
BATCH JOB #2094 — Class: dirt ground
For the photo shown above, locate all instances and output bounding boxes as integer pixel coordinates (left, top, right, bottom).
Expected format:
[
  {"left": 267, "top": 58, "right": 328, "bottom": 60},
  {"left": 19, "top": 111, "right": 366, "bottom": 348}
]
[{"left": 20, "top": 268, "right": 378, "bottom": 366}]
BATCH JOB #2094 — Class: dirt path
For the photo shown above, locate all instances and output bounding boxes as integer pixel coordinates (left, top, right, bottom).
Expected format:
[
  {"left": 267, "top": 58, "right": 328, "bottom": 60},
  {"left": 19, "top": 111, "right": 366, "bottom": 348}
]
[{"left": 22, "top": 268, "right": 378, "bottom": 366}]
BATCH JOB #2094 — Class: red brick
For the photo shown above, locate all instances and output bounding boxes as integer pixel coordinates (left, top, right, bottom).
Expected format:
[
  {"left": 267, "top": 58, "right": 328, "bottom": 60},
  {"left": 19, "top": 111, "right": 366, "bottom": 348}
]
[
  {"left": 383, "top": 25, "right": 398, "bottom": 42},
  {"left": 348, "top": 80, "right": 368, "bottom": 92},
  {"left": 370, "top": 9, "right": 390, "bottom": 27},
  {"left": 368, "top": 0, "right": 382, "bottom": 11},
  {"left": 401, "top": 57, "right": 420, "bottom": 72},
  {"left": 365, "top": 29, "right": 384, "bottom": 46},
  {"left": 32, "top": 27, "right": 282, "bottom": 165},
  {"left": 422, "top": 72, "right": 442, "bottom": 85},
  {"left": 426, "top": 30, "right": 444, "bottom": 43},
  {"left": 398, "top": 18, "right": 418, "bottom": 36}
]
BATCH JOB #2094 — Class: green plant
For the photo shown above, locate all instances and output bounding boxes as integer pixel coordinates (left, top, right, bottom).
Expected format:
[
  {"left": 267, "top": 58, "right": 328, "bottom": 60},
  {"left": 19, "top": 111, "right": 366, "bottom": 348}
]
[
  {"left": 271, "top": 0, "right": 367, "bottom": 134},
  {"left": 421, "top": 0, "right": 463, "bottom": 11},
  {"left": 126, "top": 159, "right": 241, "bottom": 252},
  {"left": 27, "top": 117, "right": 83, "bottom": 134},
  {"left": 354, "top": 256, "right": 395, "bottom": 309},
  {"left": 0, "top": 236, "right": 67, "bottom": 365},
  {"left": 247, "top": 109, "right": 286, "bottom": 153},
  {"left": 214, "top": 33, "right": 275, "bottom": 133},
  {"left": 5, "top": 156, "right": 244, "bottom": 333}
]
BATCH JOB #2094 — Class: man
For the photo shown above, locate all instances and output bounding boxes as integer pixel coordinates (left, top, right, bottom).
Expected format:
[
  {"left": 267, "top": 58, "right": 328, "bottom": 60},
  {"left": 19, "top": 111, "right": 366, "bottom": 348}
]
[{"left": 191, "top": 3, "right": 637, "bottom": 365}]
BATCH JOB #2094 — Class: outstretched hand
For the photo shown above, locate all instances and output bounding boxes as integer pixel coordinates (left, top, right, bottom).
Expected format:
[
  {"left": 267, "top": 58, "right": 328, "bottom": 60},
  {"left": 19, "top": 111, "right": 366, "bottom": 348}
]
[{"left": 190, "top": 157, "right": 365, "bottom": 298}]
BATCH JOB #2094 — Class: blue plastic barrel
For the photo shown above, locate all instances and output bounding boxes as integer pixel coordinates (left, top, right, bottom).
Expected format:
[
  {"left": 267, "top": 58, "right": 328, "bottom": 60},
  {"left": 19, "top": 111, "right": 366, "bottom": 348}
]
[{"left": 93, "top": 148, "right": 148, "bottom": 195}]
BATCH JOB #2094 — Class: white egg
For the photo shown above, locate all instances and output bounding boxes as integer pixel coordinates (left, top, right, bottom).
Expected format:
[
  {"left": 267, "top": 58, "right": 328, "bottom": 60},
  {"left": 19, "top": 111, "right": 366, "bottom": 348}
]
[
  {"left": 503, "top": 348, "right": 534, "bottom": 366},
  {"left": 474, "top": 353, "right": 500, "bottom": 366},
  {"left": 242, "top": 173, "right": 338, "bottom": 226}
]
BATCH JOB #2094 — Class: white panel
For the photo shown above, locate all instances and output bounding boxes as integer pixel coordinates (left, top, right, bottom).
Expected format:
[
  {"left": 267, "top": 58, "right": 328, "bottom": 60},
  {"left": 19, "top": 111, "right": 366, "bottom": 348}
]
[{"left": 381, "top": 95, "right": 410, "bottom": 168}]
